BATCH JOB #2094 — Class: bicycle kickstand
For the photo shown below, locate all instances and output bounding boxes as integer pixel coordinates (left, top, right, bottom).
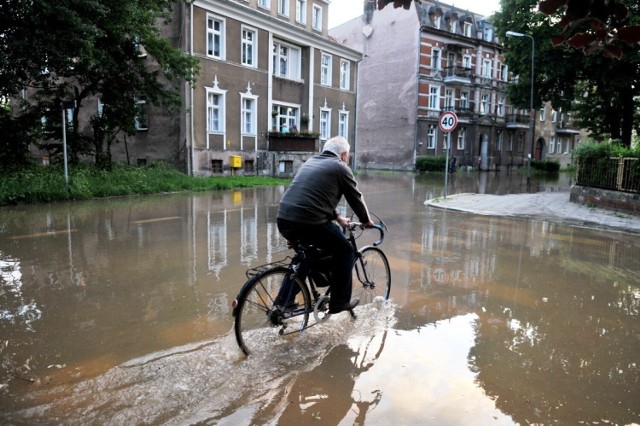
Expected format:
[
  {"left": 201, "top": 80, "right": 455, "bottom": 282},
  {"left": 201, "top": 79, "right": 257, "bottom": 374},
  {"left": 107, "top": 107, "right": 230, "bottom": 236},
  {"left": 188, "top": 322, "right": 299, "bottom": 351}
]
[{"left": 348, "top": 309, "right": 357, "bottom": 320}]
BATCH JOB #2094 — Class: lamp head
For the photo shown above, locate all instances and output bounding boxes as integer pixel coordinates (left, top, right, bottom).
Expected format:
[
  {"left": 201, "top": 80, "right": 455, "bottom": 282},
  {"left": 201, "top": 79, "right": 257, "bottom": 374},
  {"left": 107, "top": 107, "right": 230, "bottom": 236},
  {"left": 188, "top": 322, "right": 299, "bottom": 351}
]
[{"left": 506, "top": 30, "right": 525, "bottom": 37}]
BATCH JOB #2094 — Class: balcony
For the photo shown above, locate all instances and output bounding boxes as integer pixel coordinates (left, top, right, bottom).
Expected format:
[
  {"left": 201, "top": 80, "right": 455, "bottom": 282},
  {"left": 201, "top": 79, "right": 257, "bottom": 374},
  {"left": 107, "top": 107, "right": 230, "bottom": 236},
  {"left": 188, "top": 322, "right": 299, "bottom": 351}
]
[
  {"left": 267, "top": 132, "right": 319, "bottom": 152},
  {"left": 505, "top": 114, "right": 531, "bottom": 129},
  {"left": 443, "top": 66, "right": 473, "bottom": 84}
]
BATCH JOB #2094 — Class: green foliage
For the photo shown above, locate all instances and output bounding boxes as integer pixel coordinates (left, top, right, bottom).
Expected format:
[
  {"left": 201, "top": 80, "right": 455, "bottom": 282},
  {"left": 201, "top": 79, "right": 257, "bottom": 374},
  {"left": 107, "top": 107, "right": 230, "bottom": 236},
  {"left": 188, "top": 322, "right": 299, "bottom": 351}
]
[
  {"left": 0, "top": 163, "right": 289, "bottom": 206},
  {"left": 0, "top": 0, "right": 199, "bottom": 168},
  {"left": 574, "top": 140, "right": 640, "bottom": 161},
  {"left": 494, "top": 0, "right": 640, "bottom": 148},
  {"left": 415, "top": 156, "right": 447, "bottom": 172},
  {"left": 531, "top": 159, "right": 560, "bottom": 172}
]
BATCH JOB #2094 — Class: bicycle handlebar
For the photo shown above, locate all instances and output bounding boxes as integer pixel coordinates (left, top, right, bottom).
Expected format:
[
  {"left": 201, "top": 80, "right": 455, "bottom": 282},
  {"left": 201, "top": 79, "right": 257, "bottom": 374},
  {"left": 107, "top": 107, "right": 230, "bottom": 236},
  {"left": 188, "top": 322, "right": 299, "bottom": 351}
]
[{"left": 345, "top": 222, "right": 385, "bottom": 246}]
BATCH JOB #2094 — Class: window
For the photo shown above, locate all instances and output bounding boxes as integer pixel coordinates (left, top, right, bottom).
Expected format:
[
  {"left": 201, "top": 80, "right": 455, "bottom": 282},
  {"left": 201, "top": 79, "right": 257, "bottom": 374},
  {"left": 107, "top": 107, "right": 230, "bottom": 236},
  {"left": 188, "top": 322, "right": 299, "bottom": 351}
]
[
  {"left": 241, "top": 27, "right": 257, "bottom": 67},
  {"left": 431, "top": 48, "right": 441, "bottom": 70},
  {"left": 463, "top": 22, "right": 472, "bottom": 37},
  {"left": 499, "top": 64, "right": 508, "bottom": 81},
  {"left": 434, "top": 15, "right": 441, "bottom": 29},
  {"left": 444, "top": 89, "right": 454, "bottom": 110},
  {"left": 338, "top": 111, "right": 349, "bottom": 139},
  {"left": 497, "top": 97, "right": 505, "bottom": 116},
  {"left": 481, "top": 58, "right": 492, "bottom": 78},
  {"left": 449, "top": 19, "right": 457, "bottom": 33},
  {"left": 244, "top": 159, "right": 255, "bottom": 173},
  {"left": 552, "top": 109, "right": 557, "bottom": 122},
  {"left": 272, "top": 103, "right": 299, "bottom": 132},
  {"left": 296, "top": 0, "right": 306, "bottom": 23},
  {"left": 508, "top": 133, "right": 514, "bottom": 151},
  {"left": 483, "top": 26, "right": 493, "bottom": 42},
  {"left": 549, "top": 136, "right": 556, "bottom": 154},
  {"left": 321, "top": 53, "right": 332, "bottom": 86},
  {"left": 135, "top": 97, "right": 148, "bottom": 131},
  {"left": 428, "top": 86, "right": 440, "bottom": 110},
  {"left": 459, "top": 91, "right": 469, "bottom": 110},
  {"left": 496, "top": 130, "right": 503, "bottom": 151},
  {"left": 539, "top": 107, "right": 546, "bottom": 121},
  {"left": 206, "top": 89, "right": 225, "bottom": 133},
  {"left": 279, "top": 160, "right": 293, "bottom": 173},
  {"left": 312, "top": 5, "right": 322, "bottom": 31},
  {"left": 480, "top": 94, "right": 489, "bottom": 115},
  {"left": 273, "top": 41, "right": 301, "bottom": 80},
  {"left": 207, "top": 15, "right": 225, "bottom": 59},
  {"left": 319, "top": 108, "right": 331, "bottom": 140},
  {"left": 97, "top": 98, "right": 105, "bottom": 117},
  {"left": 241, "top": 96, "right": 256, "bottom": 135},
  {"left": 340, "top": 60, "right": 350, "bottom": 90},
  {"left": 517, "top": 134, "right": 524, "bottom": 152},
  {"left": 258, "top": 0, "right": 270, "bottom": 9},
  {"left": 462, "top": 55, "right": 472, "bottom": 69},
  {"left": 427, "top": 125, "right": 436, "bottom": 149},
  {"left": 278, "top": 0, "right": 289, "bottom": 17},
  {"left": 457, "top": 127, "right": 466, "bottom": 150},
  {"left": 211, "top": 159, "right": 223, "bottom": 173},
  {"left": 443, "top": 132, "right": 451, "bottom": 150}
]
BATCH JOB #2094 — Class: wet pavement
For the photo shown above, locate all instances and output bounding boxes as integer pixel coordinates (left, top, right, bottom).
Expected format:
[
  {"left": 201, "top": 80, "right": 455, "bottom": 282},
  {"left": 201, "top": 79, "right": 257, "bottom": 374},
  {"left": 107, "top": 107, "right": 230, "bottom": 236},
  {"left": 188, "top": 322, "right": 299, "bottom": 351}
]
[{"left": 426, "top": 191, "right": 640, "bottom": 233}]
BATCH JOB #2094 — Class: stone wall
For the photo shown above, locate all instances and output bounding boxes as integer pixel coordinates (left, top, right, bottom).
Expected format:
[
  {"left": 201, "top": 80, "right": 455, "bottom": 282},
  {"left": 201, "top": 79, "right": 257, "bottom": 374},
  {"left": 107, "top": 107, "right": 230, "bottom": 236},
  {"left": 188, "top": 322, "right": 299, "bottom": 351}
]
[{"left": 570, "top": 185, "right": 640, "bottom": 216}]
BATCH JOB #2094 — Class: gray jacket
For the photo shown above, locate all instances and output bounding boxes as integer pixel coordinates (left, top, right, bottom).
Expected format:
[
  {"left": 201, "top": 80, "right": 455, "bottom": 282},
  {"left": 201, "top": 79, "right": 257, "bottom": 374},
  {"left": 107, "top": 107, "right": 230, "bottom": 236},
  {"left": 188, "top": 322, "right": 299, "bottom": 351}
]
[{"left": 277, "top": 151, "right": 370, "bottom": 225}]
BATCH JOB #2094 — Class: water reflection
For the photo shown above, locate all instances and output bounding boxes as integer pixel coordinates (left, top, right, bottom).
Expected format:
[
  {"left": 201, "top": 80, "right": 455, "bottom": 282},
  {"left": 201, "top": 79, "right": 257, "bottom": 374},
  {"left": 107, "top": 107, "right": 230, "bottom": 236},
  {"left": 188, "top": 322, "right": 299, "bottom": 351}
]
[{"left": 0, "top": 172, "right": 638, "bottom": 424}]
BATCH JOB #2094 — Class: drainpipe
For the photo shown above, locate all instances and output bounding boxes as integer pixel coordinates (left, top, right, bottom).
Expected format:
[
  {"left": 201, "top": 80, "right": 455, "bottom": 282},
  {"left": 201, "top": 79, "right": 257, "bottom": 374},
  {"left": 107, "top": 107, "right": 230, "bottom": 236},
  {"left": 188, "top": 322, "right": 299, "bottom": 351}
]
[{"left": 189, "top": 1, "right": 195, "bottom": 175}]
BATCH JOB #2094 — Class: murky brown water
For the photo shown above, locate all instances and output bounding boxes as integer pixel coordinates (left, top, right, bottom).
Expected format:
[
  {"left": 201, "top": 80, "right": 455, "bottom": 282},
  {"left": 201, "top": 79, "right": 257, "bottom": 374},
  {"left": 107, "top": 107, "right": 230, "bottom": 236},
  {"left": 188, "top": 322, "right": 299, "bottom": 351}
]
[{"left": 1, "top": 172, "right": 638, "bottom": 425}]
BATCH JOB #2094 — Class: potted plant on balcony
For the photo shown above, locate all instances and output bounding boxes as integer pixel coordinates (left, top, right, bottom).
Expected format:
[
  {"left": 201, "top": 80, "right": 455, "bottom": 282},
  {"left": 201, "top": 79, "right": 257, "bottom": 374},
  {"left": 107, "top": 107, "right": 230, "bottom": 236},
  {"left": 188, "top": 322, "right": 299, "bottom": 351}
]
[{"left": 301, "top": 114, "right": 310, "bottom": 130}]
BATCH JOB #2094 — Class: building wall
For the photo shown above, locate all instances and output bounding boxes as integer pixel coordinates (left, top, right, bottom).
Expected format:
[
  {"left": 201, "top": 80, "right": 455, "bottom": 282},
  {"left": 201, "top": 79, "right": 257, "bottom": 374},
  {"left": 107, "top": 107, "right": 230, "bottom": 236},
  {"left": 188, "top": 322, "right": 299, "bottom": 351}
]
[
  {"left": 331, "top": 1, "right": 533, "bottom": 172},
  {"left": 534, "top": 102, "right": 588, "bottom": 169}
]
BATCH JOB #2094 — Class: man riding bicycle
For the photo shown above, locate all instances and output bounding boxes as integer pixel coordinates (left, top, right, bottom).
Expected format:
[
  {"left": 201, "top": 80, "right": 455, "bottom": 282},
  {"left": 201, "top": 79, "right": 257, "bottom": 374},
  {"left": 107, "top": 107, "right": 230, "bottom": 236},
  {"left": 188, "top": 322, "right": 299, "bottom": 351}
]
[{"left": 276, "top": 136, "right": 374, "bottom": 314}]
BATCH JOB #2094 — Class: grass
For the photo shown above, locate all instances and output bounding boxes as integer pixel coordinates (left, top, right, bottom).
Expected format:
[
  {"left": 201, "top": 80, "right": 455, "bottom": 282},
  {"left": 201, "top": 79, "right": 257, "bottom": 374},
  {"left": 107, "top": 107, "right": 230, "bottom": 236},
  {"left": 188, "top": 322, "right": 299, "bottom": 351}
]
[{"left": 0, "top": 163, "right": 290, "bottom": 206}]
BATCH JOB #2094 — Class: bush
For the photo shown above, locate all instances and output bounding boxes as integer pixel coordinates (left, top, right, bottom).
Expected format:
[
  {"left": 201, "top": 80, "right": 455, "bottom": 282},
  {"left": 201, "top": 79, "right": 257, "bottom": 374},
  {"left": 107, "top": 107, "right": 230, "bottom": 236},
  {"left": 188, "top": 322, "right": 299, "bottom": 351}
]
[
  {"left": 531, "top": 159, "right": 560, "bottom": 172},
  {"left": 415, "top": 156, "right": 447, "bottom": 172},
  {"left": 574, "top": 140, "right": 640, "bottom": 162}
]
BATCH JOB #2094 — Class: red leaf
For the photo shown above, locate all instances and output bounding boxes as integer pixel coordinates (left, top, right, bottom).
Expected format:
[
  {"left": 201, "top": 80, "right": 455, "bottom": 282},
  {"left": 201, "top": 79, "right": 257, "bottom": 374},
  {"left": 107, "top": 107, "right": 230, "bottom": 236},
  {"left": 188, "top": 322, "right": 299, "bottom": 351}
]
[
  {"left": 539, "top": 0, "right": 568, "bottom": 15},
  {"left": 551, "top": 35, "right": 566, "bottom": 47},
  {"left": 602, "top": 45, "right": 623, "bottom": 59},
  {"left": 612, "top": 2, "right": 629, "bottom": 21},
  {"left": 567, "top": 32, "right": 597, "bottom": 48},
  {"left": 615, "top": 25, "right": 640, "bottom": 44}
]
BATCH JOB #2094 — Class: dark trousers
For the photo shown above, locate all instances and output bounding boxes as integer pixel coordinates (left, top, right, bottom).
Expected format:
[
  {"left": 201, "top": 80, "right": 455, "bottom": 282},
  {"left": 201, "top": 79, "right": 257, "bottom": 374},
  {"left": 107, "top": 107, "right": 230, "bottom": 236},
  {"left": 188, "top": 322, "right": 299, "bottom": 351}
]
[{"left": 277, "top": 218, "right": 354, "bottom": 310}]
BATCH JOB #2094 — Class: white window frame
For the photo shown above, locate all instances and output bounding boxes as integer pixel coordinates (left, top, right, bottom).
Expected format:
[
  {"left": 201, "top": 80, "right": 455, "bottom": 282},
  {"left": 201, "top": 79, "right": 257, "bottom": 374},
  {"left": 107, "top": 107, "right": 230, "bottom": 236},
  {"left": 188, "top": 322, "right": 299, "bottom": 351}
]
[
  {"left": 549, "top": 136, "right": 556, "bottom": 154},
  {"left": 463, "top": 22, "right": 472, "bottom": 37},
  {"left": 428, "top": 86, "right": 440, "bottom": 110},
  {"left": 339, "top": 60, "right": 350, "bottom": 90},
  {"left": 457, "top": 127, "right": 466, "bottom": 150},
  {"left": 497, "top": 97, "right": 505, "bottom": 116},
  {"left": 508, "top": 133, "right": 514, "bottom": 152},
  {"left": 443, "top": 132, "right": 451, "bottom": 150},
  {"left": 460, "top": 90, "right": 469, "bottom": 109},
  {"left": 444, "top": 89, "right": 454, "bottom": 109},
  {"left": 312, "top": 5, "right": 322, "bottom": 31},
  {"left": 462, "top": 55, "right": 472, "bottom": 69},
  {"left": 480, "top": 94, "right": 489, "bottom": 115},
  {"left": 206, "top": 15, "right": 225, "bottom": 60},
  {"left": 135, "top": 97, "right": 148, "bottom": 131},
  {"left": 434, "top": 15, "right": 442, "bottom": 29},
  {"left": 338, "top": 110, "right": 349, "bottom": 139},
  {"left": 427, "top": 125, "right": 436, "bottom": 149},
  {"left": 241, "top": 26, "right": 257, "bottom": 68},
  {"left": 496, "top": 130, "right": 503, "bottom": 151},
  {"left": 552, "top": 109, "right": 558, "bottom": 122},
  {"left": 206, "top": 87, "right": 226, "bottom": 136},
  {"left": 296, "top": 0, "right": 306, "bottom": 24},
  {"left": 273, "top": 40, "right": 302, "bottom": 80},
  {"left": 319, "top": 107, "right": 331, "bottom": 140},
  {"left": 449, "top": 19, "right": 457, "bottom": 33},
  {"left": 240, "top": 94, "right": 257, "bottom": 136},
  {"left": 278, "top": 0, "right": 289, "bottom": 17},
  {"left": 539, "top": 107, "right": 546, "bottom": 121},
  {"left": 501, "top": 64, "right": 508, "bottom": 81},
  {"left": 258, "top": 0, "right": 270, "bottom": 9},
  {"left": 482, "top": 58, "right": 492, "bottom": 78},
  {"left": 320, "top": 53, "right": 332, "bottom": 86},
  {"left": 432, "top": 48, "right": 441, "bottom": 70},
  {"left": 483, "top": 27, "right": 493, "bottom": 42},
  {"left": 272, "top": 102, "right": 300, "bottom": 132}
]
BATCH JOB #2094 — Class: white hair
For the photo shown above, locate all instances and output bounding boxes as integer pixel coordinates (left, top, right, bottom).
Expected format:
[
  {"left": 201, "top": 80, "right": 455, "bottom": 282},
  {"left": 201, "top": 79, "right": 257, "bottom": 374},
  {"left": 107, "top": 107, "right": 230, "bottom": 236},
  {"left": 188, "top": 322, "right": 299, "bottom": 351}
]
[{"left": 322, "top": 136, "right": 350, "bottom": 156}]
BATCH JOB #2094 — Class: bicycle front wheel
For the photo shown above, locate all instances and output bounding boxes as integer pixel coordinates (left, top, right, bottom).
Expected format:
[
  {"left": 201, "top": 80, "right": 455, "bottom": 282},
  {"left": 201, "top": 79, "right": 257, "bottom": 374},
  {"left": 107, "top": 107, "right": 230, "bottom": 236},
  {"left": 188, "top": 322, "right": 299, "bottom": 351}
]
[
  {"left": 233, "top": 266, "right": 311, "bottom": 356},
  {"left": 352, "top": 247, "right": 391, "bottom": 305}
]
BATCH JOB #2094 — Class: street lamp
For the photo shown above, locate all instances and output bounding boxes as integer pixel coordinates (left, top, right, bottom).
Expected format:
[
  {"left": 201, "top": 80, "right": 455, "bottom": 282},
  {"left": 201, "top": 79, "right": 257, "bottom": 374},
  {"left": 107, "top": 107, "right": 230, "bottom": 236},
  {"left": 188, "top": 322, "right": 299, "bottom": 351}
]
[{"left": 506, "top": 30, "right": 535, "bottom": 179}]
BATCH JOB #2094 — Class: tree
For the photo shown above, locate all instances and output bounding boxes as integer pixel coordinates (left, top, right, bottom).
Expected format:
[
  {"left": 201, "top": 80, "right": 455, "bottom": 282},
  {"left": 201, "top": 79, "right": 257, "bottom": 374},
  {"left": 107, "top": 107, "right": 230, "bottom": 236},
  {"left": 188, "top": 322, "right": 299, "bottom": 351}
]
[
  {"left": 494, "top": 0, "right": 640, "bottom": 147},
  {"left": 0, "top": 0, "right": 198, "bottom": 169}
]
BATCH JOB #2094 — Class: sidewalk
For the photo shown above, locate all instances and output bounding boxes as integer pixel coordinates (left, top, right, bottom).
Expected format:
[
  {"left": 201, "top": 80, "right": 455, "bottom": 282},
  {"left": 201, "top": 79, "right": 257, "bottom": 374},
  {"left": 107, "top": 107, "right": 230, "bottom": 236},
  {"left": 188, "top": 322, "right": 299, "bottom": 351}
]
[{"left": 425, "top": 192, "right": 640, "bottom": 233}]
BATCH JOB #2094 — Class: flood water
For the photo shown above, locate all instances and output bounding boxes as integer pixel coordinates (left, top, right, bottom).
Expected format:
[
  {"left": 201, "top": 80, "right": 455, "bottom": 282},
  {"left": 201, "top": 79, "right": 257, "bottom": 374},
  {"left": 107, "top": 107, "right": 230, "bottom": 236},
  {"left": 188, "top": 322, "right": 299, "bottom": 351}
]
[{"left": 1, "top": 171, "right": 639, "bottom": 425}]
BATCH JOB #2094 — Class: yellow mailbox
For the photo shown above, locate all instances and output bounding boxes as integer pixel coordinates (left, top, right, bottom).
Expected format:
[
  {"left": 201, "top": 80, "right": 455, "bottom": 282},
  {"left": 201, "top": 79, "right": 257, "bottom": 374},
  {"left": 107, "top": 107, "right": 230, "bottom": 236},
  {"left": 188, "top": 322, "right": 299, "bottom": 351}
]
[{"left": 230, "top": 155, "right": 242, "bottom": 168}]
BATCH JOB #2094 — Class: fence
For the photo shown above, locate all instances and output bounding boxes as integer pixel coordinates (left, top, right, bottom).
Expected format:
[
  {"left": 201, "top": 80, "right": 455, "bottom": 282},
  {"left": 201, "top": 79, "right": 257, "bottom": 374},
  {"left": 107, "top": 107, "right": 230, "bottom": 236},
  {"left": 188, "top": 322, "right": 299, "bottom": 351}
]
[{"left": 576, "top": 157, "right": 640, "bottom": 193}]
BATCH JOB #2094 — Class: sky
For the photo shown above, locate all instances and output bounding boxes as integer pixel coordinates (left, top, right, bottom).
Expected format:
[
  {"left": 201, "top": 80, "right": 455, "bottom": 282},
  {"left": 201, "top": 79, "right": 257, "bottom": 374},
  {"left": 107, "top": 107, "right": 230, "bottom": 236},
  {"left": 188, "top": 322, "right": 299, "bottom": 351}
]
[{"left": 329, "top": 0, "right": 501, "bottom": 28}]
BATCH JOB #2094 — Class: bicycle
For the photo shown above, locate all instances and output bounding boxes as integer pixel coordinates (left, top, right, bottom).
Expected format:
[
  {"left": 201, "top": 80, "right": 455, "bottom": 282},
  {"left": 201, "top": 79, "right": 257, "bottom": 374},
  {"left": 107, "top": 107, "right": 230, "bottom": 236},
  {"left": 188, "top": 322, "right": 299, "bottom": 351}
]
[{"left": 231, "top": 217, "right": 391, "bottom": 356}]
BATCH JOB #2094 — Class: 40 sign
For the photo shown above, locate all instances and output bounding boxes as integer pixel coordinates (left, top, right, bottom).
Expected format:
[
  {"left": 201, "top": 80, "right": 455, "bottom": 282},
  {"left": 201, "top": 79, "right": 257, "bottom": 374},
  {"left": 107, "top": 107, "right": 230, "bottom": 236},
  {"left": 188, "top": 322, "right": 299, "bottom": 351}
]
[{"left": 439, "top": 111, "right": 458, "bottom": 133}]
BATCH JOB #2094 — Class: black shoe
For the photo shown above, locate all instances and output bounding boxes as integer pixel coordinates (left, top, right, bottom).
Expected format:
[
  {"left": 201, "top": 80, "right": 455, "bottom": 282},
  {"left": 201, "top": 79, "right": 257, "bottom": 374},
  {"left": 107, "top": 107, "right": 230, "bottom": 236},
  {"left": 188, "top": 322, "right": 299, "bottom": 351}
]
[{"left": 329, "top": 298, "right": 360, "bottom": 314}]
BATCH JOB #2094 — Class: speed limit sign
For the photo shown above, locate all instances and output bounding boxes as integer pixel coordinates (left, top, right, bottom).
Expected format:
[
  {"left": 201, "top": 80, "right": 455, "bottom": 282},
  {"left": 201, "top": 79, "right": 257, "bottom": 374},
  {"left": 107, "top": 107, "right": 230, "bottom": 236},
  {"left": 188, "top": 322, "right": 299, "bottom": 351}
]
[{"left": 439, "top": 111, "right": 458, "bottom": 133}]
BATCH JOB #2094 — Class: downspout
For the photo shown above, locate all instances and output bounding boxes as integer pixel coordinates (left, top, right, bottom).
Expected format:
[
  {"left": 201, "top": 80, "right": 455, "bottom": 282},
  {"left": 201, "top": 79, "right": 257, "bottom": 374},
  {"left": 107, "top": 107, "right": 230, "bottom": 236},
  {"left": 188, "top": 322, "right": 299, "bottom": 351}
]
[
  {"left": 308, "top": 46, "right": 315, "bottom": 134},
  {"left": 189, "top": 1, "right": 195, "bottom": 175},
  {"left": 414, "top": 26, "right": 426, "bottom": 169}
]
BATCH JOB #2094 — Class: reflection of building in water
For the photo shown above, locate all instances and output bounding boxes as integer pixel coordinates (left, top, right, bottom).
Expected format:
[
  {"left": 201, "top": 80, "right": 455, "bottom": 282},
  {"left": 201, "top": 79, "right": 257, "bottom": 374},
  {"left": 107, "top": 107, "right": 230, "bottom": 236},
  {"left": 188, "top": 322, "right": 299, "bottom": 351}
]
[
  {"left": 240, "top": 204, "right": 258, "bottom": 264},
  {"left": 207, "top": 210, "right": 228, "bottom": 277}
]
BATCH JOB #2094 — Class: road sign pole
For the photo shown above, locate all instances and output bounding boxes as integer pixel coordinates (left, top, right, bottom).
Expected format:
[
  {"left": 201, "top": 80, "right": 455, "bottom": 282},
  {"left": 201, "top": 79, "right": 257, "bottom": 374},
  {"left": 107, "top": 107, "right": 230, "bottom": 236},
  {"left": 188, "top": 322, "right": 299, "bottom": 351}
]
[{"left": 439, "top": 111, "right": 458, "bottom": 199}]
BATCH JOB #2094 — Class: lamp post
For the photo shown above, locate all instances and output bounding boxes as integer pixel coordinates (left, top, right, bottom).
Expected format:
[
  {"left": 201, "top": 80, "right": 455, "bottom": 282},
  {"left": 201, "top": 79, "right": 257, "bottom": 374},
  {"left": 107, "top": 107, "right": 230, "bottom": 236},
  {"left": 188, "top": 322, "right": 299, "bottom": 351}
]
[{"left": 506, "top": 31, "right": 535, "bottom": 180}]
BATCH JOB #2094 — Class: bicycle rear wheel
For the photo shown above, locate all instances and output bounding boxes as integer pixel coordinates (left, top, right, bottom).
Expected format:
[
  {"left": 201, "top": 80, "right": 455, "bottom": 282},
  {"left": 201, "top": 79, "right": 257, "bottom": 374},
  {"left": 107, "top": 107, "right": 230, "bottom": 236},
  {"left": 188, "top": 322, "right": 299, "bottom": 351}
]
[
  {"left": 233, "top": 266, "right": 311, "bottom": 356},
  {"left": 352, "top": 247, "right": 391, "bottom": 306}
]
